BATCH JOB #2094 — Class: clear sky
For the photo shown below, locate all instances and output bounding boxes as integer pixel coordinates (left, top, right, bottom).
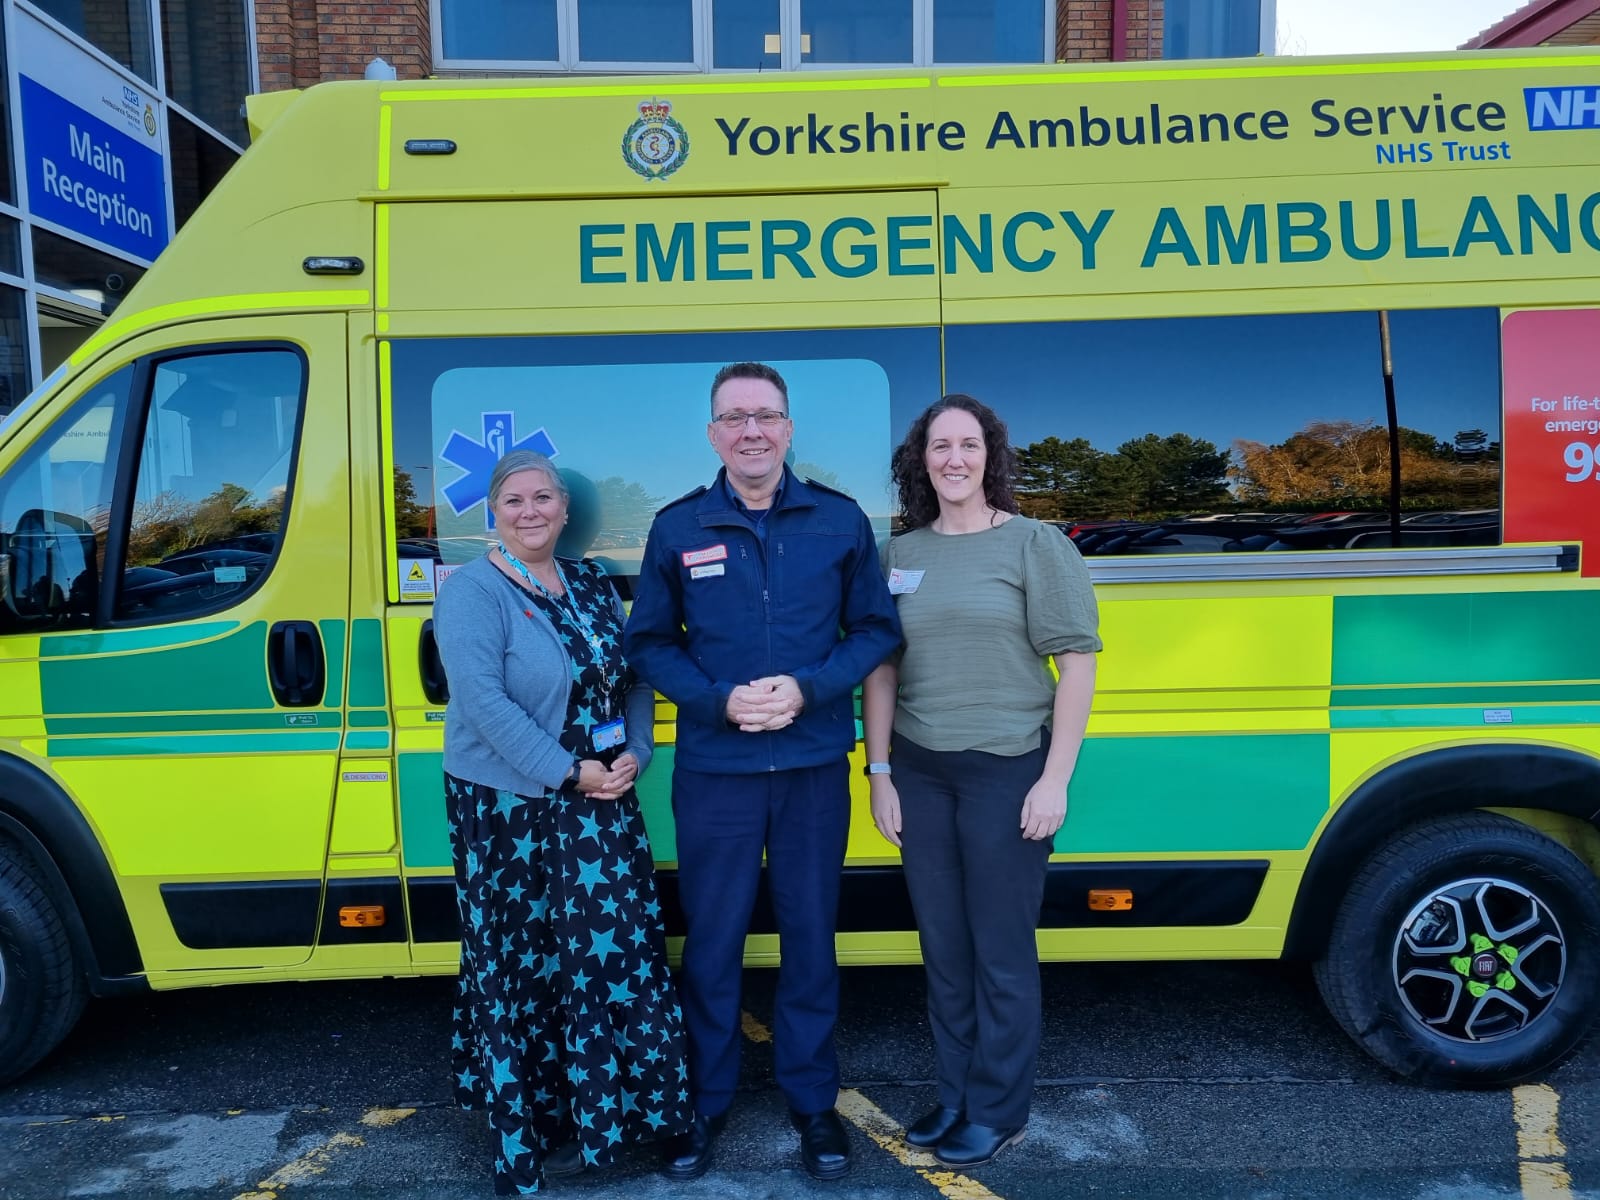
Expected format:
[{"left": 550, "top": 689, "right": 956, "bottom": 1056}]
[{"left": 1275, "top": 0, "right": 1523, "bottom": 55}]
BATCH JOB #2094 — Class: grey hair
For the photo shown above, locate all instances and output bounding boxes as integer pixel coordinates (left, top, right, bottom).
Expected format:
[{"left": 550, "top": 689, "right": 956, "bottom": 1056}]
[{"left": 488, "top": 450, "right": 566, "bottom": 506}]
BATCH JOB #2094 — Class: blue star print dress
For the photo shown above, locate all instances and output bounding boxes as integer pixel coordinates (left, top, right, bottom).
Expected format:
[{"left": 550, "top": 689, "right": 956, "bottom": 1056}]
[{"left": 444, "top": 558, "right": 693, "bottom": 1196}]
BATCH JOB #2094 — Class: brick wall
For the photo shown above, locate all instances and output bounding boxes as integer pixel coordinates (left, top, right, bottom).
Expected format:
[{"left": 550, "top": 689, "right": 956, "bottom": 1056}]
[
  {"left": 256, "top": 0, "right": 433, "bottom": 90},
  {"left": 1057, "top": 0, "right": 1164, "bottom": 62}
]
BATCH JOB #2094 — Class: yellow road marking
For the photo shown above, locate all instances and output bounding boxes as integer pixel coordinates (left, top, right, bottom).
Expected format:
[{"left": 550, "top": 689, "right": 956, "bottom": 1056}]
[
  {"left": 1513, "top": 1084, "right": 1573, "bottom": 1200},
  {"left": 232, "top": 1106, "right": 415, "bottom": 1200},
  {"left": 740, "top": 1010, "right": 1002, "bottom": 1200},
  {"left": 836, "top": 1088, "right": 1003, "bottom": 1200}
]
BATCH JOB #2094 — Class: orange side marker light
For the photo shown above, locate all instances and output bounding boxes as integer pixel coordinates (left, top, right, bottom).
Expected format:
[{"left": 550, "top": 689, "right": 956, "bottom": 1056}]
[
  {"left": 339, "top": 905, "right": 387, "bottom": 928},
  {"left": 1087, "top": 888, "right": 1133, "bottom": 912}
]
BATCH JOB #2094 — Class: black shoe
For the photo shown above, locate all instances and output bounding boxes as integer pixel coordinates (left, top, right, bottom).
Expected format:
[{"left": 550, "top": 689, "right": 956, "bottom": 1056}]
[
  {"left": 904, "top": 1104, "right": 963, "bottom": 1149},
  {"left": 661, "top": 1112, "right": 725, "bottom": 1182},
  {"left": 543, "top": 1142, "right": 585, "bottom": 1178},
  {"left": 790, "top": 1108, "right": 852, "bottom": 1180},
  {"left": 933, "top": 1119, "right": 1025, "bottom": 1169}
]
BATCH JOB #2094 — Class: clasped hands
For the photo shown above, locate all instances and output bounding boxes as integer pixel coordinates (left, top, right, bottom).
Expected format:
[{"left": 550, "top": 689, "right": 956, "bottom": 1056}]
[
  {"left": 726, "top": 674, "right": 804, "bottom": 732},
  {"left": 574, "top": 752, "right": 639, "bottom": 801}
]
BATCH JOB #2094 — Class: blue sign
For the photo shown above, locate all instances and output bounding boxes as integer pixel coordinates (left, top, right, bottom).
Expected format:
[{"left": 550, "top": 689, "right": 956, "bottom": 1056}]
[
  {"left": 19, "top": 74, "right": 168, "bottom": 262},
  {"left": 1524, "top": 86, "right": 1600, "bottom": 131}
]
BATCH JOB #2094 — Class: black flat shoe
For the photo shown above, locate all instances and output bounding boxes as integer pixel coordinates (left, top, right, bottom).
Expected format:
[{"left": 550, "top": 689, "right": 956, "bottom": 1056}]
[
  {"left": 933, "top": 1119, "right": 1025, "bottom": 1168},
  {"left": 790, "top": 1107, "right": 852, "bottom": 1180},
  {"left": 543, "top": 1141, "right": 585, "bottom": 1177},
  {"left": 661, "top": 1112, "right": 725, "bottom": 1181},
  {"left": 904, "top": 1104, "right": 963, "bottom": 1149}
]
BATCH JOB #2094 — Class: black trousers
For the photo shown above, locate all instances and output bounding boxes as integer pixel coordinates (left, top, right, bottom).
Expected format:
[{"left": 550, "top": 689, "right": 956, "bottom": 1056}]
[{"left": 893, "top": 730, "right": 1052, "bottom": 1129}]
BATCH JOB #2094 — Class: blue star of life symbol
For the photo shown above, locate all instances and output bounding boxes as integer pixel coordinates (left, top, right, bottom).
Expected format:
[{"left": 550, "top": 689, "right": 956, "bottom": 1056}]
[{"left": 439, "top": 411, "right": 559, "bottom": 530}]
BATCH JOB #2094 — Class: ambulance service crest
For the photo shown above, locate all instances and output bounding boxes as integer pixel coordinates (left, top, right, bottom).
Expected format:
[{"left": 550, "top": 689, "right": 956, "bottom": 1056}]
[{"left": 622, "top": 98, "right": 689, "bottom": 181}]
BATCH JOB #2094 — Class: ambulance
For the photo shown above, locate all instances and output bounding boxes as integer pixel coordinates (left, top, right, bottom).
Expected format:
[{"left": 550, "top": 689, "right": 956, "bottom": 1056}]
[{"left": 3, "top": 49, "right": 1599, "bottom": 1088}]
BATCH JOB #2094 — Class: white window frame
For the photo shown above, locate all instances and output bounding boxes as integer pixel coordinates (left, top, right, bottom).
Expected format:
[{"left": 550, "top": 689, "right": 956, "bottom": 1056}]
[{"left": 433, "top": 0, "right": 1057, "bottom": 72}]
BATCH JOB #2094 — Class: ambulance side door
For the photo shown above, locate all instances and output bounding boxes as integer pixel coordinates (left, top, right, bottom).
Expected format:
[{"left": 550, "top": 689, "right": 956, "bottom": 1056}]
[{"left": 0, "top": 315, "right": 351, "bottom": 974}]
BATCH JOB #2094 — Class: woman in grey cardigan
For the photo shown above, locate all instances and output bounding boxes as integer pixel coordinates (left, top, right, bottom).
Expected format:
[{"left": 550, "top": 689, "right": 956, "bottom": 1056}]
[{"left": 433, "top": 449, "right": 692, "bottom": 1196}]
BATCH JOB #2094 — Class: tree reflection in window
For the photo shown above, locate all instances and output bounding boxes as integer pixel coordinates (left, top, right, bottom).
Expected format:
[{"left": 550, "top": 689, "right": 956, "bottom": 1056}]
[{"left": 944, "top": 309, "right": 1503, "bottom": 555}]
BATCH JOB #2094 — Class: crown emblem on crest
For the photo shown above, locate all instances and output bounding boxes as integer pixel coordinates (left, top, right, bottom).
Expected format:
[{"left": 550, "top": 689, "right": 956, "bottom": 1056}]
[{"left": 622, "top": 97, "right": 690, "bottom": 182}]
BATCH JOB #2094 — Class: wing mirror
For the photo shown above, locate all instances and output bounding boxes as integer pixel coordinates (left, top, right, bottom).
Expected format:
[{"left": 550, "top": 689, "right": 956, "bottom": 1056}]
[{"left": 1, "top": 509, "right": 99, "bottom": 627}]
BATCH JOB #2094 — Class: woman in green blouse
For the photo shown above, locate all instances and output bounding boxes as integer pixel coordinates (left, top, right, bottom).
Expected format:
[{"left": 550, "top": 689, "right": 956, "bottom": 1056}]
[{"left": 862, "top": 394, "right": 1101, "bottom": 1170}]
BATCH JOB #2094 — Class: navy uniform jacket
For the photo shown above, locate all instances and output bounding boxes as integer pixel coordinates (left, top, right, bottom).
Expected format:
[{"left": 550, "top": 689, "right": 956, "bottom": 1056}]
[{"left": 624, "top": 466, "right": 902, "bottom": 775}]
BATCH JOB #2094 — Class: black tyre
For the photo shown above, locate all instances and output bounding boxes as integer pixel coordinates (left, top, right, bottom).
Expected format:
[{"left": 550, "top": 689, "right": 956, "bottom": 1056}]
[
  {"left": 1315, "top": 812, "right": 1600, "bottom": 1087},
  {"left": 0, "top": 848, "right": 87, "bottom": 1085}
]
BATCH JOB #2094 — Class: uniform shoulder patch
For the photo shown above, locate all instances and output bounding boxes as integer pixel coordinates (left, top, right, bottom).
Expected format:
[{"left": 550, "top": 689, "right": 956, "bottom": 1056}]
[{"left": 656, "top": 484, "right": 709, "bottom": 515}]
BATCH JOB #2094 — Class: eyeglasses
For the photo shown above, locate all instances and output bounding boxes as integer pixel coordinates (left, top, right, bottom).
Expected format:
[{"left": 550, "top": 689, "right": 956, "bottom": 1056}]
[{"left": 711, "top": 409, "right": 789, "bottom": 430}]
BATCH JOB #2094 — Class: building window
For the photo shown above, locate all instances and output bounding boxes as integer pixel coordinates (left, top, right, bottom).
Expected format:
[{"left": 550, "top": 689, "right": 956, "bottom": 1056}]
[
  {"left": 0, "top": 283, "right": 29, "bottom": 416},
  {"left": 801, "top": 0, "right": 914, "bottom": 64},
  {"left": 712, "top": 0, "right": 781, "bottom": 69},
  {"left": 1164, "top": 0, "right": 1268, "bottom": 59},
  {"left": 436, "top": 0, "right": 1049, "bottom": 70},
  {"left": 31, "top": 227, "right": 146, "bottom": 310},
  {"left": 29, "top": 0, "right": 157, "bottom": 82},
  {"left": 167, "top": 111, "right": 239, "bottom": 231},
  {"left": 0, "top": 23, "right": 14, "bottom": 206},
  {"left": 160, "top": 0, "right": 251, "bottom": 147},
  {"left": 934, "top": 0, "right": 1048, "bottom": 63},
  {"left": 578, "top": 0, "right": 694, "bottom": 64},
  {"left": 441, "top": 0, "right": 559, "bottom": 63},
  {"left": 0, "top": 217, "right": 20, "bottom": 278}
]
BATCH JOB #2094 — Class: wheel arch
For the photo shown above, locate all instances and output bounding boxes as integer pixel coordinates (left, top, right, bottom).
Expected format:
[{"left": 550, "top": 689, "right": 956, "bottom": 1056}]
[
  {"left": 1283, "top": 743, "right": 1600, "bottom": 961},
  {"left": 0, "top": 752, "right": 145, "bottom": 993}
]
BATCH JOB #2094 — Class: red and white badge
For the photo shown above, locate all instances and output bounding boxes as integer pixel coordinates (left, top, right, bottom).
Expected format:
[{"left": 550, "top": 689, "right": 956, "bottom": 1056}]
[{"left": 682, "top": 544, "right": 728, "bottom": 567}]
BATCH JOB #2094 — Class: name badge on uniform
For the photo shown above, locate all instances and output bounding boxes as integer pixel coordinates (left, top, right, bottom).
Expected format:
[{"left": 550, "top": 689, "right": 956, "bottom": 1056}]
[
  {"left": 691, "top": 563, "right": 724, "bottom": 580},
  {"left": 593, "top": 717, "right": 627, "bottom": 752},
  {"left": 888, "top": 568, "right": 925, "bottom": 595},
  {"left": 682, "top": 544, "right": 728, "bottom": 567}
]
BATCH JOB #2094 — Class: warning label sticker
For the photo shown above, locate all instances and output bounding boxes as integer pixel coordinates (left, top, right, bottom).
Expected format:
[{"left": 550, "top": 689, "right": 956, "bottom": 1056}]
[{"left": 399, "top": 558, "right": 435, "bottom": 601}]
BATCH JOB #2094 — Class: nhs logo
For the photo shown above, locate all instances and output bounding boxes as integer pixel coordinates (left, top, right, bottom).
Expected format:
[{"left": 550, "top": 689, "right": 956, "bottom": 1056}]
[{"left": 1524, "top": 86, "right": 1600, "bottom": 129}]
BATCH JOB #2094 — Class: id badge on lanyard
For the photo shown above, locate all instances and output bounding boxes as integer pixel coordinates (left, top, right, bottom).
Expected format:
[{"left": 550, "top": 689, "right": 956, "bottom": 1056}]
[{"left": 592, "top": 717, "right": 627, "bottom": 753}]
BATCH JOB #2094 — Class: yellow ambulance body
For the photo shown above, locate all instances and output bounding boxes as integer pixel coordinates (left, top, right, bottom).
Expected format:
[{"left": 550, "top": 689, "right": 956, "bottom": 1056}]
[{"left": 3, "top": 50, "right": 1599, "bottom": 1087}]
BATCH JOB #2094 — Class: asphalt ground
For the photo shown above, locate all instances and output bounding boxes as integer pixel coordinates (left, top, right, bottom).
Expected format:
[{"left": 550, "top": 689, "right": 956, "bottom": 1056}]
[{"left": 1, "top": 961, "right": 1595, "bottom": 1199}]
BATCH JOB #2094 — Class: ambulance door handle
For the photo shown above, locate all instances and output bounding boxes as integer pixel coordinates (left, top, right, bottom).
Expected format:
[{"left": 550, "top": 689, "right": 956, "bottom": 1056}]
[
  {"left": 268, "top": 619, "right": 327, "bottom": 707},
  {"left": 419, "top": 619, "right": 450, "bottom": 706}
]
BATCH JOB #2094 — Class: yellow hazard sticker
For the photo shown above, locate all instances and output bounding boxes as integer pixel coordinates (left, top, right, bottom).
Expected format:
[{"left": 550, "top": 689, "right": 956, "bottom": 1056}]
[{"left": 398, "top": 558, "right": 435, "bottom": 601}]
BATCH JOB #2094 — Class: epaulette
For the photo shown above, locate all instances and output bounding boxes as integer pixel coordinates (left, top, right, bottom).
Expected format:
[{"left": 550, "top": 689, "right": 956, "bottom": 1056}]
[
  {"left": 656, "top": 484, "right": 709, "bottom": 515},
  {"left": 802, "top": 476, "right": 856, "bottom": 502}
]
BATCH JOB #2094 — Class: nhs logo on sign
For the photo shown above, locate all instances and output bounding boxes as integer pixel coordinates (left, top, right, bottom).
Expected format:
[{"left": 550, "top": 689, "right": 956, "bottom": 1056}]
[{"left": 1524, "top": 86, "right": 1600, "bottom": 129}]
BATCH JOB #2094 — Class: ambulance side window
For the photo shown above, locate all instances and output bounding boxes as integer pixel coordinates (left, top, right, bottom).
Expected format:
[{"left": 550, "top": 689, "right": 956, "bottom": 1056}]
[
  {"left": 0, "top": 368, "right": 132, "bottom": 633},
  {"left": 114, "top": 348, "right": 305, "bottom": 622}
]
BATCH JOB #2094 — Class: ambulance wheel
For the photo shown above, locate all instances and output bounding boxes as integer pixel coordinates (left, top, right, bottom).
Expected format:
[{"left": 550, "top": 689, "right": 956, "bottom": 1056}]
[
  {"left": 1314, "top": 812, "right": 1600, "bottom": 1087},
  {"left": 0, "top": 847, "right": 87, "bottom": 1085}
]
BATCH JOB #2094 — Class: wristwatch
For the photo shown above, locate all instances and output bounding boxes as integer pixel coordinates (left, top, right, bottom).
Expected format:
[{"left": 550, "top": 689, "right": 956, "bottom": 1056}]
[
  {"left": 564, "top": 760, "right": 582, "bottom": 788},
  {"left": 863, "top": 761, "right": 892, "bottom": 777}
]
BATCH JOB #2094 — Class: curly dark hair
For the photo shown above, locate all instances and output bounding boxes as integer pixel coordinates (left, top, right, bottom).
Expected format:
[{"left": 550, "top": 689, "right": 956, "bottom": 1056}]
[{"left": 890, "top": 394, "right": 1019, "bottom": 530}]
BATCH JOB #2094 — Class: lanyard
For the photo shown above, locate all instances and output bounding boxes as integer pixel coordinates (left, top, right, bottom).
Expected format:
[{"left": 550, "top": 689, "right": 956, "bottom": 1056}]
[{"left": 496, "top": 546, "right": 610, "bottom": 669}]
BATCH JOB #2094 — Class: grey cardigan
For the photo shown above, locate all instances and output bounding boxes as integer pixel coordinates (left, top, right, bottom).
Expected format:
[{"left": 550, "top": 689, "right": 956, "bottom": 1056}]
[{"left": 433, "top": 553, "right": 654, "bottom": 796}]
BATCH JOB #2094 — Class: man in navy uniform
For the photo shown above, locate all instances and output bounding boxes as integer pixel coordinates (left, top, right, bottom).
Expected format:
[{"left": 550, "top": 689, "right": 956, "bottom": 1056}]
[{"left": 625, "top": 361, "right": 901, "bottom": 1181}]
